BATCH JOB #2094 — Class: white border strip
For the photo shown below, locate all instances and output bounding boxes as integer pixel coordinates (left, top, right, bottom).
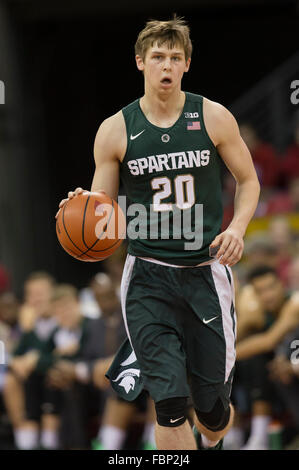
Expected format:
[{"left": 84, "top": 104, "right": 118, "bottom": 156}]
[
  {"left": 211, "top": 262, "right": 236, "bottom": 382},
  {"left": 120, "top": 254, "right": 136, "bottom": 351}
]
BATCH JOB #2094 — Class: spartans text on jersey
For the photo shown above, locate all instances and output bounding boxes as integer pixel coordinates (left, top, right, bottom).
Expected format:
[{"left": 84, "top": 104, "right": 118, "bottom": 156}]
[{"left": 127, "top": 149, "right": 210, "bottom": 176}]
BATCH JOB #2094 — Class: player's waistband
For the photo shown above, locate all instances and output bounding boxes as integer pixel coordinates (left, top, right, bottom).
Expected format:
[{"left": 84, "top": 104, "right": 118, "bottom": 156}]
[{"left": 137, "top": 256, "right": 216, "bottom": 268}]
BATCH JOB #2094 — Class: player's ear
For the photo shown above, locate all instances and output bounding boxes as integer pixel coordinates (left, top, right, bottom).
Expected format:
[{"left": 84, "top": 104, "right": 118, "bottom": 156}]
[
  {"left": 136, "top": 55, "right": 145, "bottom": 72},
  {"left": 185, "top": 57, "right": 191, "bottom": 73}
]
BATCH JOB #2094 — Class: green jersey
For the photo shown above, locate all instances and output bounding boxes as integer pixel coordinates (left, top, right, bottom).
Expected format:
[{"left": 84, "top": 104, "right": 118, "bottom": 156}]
[{"left": 120, "top": 92, "right": 223, "bottom": 266}]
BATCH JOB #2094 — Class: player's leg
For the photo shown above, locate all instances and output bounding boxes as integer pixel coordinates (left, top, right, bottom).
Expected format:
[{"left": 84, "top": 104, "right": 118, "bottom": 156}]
[
  {"left": 155, "top": 420, "right": 196, "bottom": 450},
  {"left": 154, "top": 396, "right": 196, "bottom": 450},
  {"left": 185, "top": 260, "right": 237, "bottom": 448},
  {"left": 119, "top": 255, "right": 196, "bottom": 450},
  {"left": 193, "top": 402, "right": 235, "bottom": 447}
]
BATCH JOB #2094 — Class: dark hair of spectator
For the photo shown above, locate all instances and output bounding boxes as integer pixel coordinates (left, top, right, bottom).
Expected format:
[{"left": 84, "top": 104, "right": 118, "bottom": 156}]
[{"left": 247, "top": 265, "right": 278, "bottom": 284}]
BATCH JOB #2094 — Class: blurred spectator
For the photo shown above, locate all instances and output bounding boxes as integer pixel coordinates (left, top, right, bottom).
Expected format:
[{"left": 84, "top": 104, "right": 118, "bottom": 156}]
[
  {"left": 280, "top": 115, "right": 299, "bottom": 186},
  {"left": 236, "top": 266, "right": 299, "bottom": 449},
  {"left": 0, "top": 292, "right": 21, "bottom": 397},
  {"left": 268, "top": 326, "right": 299, "bottom": 448},
  {"left": 42, "top": 283, "right": 106, "bottom": 449},
  {"left": 0, "top": 292, "right": 21, "bottom": 357},
  {"left": 287, "top": 256, "right": 299, "bottom": 292},
  {"left": 3, "top": 271, "right": 56, "bottom": 450},
  {"left": 102, "top": 244, "right": 127, "bottom": 296},
  {"left": 240, "top": 123, "right": 280, "bottom": 188},
  {"left": 268, "top": 216, "right": 295, "bottom": 286},
  {"left": 78, "top": 285, "right": 101, "bottom": 319},
  {"left": 0, "top": 264, "right": 10, "bottom": 294},
  {"left": 244, "top": 236, "right": 278, "bottom": 271},
  {"left": 36, "top": 278, "right": 148, "bottom": 450},
  {"left": 89, "top": 273, "right": 152, "bottom": 450},
  {"left": 78, "top": 245, "right": 127, "bottom": 320},
  {"left": 266, "top": 178, "right": 299, "bottom": 216}
]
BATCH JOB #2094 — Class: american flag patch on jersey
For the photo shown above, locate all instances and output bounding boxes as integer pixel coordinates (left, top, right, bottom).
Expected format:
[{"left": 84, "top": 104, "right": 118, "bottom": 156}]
[{"left": 187, "top": 121, "right": 201, "bottom": 130}]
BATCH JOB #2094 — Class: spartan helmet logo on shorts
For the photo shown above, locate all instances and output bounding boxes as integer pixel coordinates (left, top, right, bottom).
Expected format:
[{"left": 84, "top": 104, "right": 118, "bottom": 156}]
[
  {"left": 112, "top": 368, "right": 141, "bottom": 394},
  {"left": 119, "top": 376, "right": 136, "bottom": 394}
]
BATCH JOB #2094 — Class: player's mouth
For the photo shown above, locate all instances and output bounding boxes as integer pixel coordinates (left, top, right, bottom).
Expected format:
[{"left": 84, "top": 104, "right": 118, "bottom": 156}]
[{"left": 160, "top": 77, "right": 172, "bottom": 87}]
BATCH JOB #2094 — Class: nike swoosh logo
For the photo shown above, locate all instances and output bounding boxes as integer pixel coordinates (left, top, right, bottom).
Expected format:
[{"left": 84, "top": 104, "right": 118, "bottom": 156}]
[
  {"left": 120, "top": 350, "right": 137, "bottom": 367},
  {"left": 130, "top": 129, "right": 145, "bottom": 140},
  {"left": 170, "top": 416, "right": 184, "bottom": 424},
  {"left": 203, "top": 316, "right": 218, "bottom": 324}
]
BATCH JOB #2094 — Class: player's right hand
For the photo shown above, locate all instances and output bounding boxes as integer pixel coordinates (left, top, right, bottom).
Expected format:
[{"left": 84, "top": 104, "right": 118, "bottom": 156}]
[
  {"left": 55, "top": 187, "right": 107, "bottom": 219},
  {"left": 55, "top": 187, "right": 84, "bottom": 219}
]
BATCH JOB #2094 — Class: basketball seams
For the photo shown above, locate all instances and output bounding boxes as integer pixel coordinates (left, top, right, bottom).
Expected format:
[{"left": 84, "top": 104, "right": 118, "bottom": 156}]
[
  {"left": 82, "top": 196, "right": 115, "bottom": 252},
  {"left": 61, "top": 200, "right": 99, "bottom": 260},
  {"left": 81, "top": 194, "right": 91, "bottom": 250},
  {"left": 58, "top": 193, "right": 124, "bottom": 261}
]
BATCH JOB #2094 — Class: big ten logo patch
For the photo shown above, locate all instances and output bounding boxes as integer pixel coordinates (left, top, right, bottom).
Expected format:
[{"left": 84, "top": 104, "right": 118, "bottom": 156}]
[{"left": 184, "top": 112, "right": 199, "bottom": 118}]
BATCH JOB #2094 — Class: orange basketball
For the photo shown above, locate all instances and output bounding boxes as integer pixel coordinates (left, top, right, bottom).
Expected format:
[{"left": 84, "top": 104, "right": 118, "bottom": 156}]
[{"left": 56, "top": 191, "right": 126, "bottom": 262}]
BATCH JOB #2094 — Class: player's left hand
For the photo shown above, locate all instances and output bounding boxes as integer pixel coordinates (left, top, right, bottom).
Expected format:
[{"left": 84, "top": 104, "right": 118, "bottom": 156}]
[{"left": 210, "top": 227, "right": 244, "bottom": 267}]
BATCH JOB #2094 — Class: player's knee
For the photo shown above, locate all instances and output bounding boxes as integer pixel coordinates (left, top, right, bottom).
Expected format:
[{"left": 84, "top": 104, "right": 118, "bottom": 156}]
[
  {"left": 195, "top": 398, "right": 231, "bottom": 432},
  {"left": 155, "top": 397, "right": 188, "bottom": 427}
]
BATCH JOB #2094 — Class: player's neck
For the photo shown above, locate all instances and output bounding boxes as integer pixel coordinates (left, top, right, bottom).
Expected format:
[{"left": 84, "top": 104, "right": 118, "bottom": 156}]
[{"left": 140, "top": 88, "right": 185, "bottom": 127}]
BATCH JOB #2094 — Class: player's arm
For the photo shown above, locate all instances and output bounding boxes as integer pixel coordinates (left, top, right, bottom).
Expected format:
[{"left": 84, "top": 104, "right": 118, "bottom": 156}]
[
  {"left": 236, "top": 294, "right": 299, "bottom": 360},
  {"left": 91, "top": 111, "right": 127, "bottom": 199},
  {"left": 56, "top": 111, "right": 126, "bottom": 217},
  {"left": 204, "top": 99, "right": 260, "bottom": 266}
]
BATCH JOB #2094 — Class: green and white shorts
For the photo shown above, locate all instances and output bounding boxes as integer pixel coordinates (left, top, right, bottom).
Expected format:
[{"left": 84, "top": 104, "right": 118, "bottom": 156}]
[{"left": 106, "top": 254, "right": 236, "bottom": 412}]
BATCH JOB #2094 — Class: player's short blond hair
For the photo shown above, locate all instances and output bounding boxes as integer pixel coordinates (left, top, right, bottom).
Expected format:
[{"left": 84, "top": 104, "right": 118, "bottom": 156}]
[{"left": 135, "top": 15, "right": 192, "bottom": 62}]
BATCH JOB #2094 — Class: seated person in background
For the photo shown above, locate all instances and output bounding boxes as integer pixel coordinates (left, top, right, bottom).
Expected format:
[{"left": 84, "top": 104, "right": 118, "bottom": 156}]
[
  {"left": 102, "top": 243, "right": 127, "bottom": 298},
  {"left": 0, "top": 263, "right": 10, "bottom": 294},
  {"left": 0, "top": 292, "right": 21, "bottom": 361},
  {"left": 0, "top": 291, "right": 21, "bottom": 403},
  {"left": 268, "top": 216, "right": 296, "bottom": 286},
  {"left": 87, "top": 273, "right": 156, "bottom": 450},
  {"left": 266, "top": 178, "right": 299, "bottom": 216},
  {"left": 268, "top": 326, "right": 299, "bottom": 447},
  {"left": 288, "top": 256, "right": 299, "bottom": 292},
  {"left": 236, "top": 266, "right": 299, "bottom": 450},
  {"left": 242, "top": 236, "right": 278, "bottom": 274},
  {"left": 41, "top": 283, "right": 109, "bottom": 449},
  {"left": 3, "top": 271, "right": 56, "bottom": 450},
  {"left": 0, "top": 291, "right": 21, "bottom": 441},
  {"left": 239, "top": 123, "right": 279, "bottom": 189},
  {"left": 44, "top": 277, "right": 150, "bottom": 450}
]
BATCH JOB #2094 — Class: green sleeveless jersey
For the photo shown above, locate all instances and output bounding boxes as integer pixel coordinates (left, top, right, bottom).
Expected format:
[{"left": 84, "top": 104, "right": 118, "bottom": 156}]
[{"left": 120, "top": 92, "right": 223, "bottom": 266}]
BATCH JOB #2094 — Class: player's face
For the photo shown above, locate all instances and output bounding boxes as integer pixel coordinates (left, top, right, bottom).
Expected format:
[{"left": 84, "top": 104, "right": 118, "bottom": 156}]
[
  {"left": 136, "top": 43, "right": 190, "bottom": 93},
  {"left": 252, "top": 274, "right": 285, "bottom": 312}
]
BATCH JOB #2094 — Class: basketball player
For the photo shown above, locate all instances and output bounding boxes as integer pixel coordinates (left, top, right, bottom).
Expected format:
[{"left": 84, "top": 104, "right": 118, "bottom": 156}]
[{"left": 56, "top": 16, "right": 260, "bottom": 450}]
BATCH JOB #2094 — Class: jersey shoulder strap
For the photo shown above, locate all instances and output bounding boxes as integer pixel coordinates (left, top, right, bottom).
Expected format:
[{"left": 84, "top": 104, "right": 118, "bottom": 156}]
[{"left": 122, "top": 98, "right": 139, "bottom": 120}]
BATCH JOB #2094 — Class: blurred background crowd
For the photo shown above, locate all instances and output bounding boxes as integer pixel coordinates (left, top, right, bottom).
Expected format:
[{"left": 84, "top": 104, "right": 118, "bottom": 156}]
[{"left": 1, "top": 0, "right": 299, "bottom": 451}]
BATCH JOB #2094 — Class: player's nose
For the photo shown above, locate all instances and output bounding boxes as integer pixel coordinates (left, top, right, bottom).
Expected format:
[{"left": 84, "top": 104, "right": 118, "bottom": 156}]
[{"left": 163, "top": 57, "right": 172, "bottom": 70}]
